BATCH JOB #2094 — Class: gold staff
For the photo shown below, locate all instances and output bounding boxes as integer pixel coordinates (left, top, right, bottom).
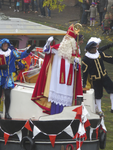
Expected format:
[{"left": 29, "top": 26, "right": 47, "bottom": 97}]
[{"left": 72, "top": 23, "right": 82, "bottom": 106}]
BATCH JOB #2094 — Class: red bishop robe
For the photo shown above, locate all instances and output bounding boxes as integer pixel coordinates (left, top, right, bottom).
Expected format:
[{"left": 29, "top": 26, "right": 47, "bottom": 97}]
[{"left": 31, "top": 44, "right": 83, "bottom": 114}]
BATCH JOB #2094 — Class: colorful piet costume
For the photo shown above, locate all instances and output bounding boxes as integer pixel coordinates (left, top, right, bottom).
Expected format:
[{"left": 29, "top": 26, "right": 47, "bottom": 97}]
[
  {"left": 31, "top": 24, "right": 83, "bottom": 114},
  {"left": 0, "top": 38, "right": 36, "bottom": 119}
]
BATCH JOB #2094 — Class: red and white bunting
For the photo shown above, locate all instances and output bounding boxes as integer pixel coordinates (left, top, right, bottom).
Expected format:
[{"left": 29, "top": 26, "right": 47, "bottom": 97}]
[
  {"left": 64, "top": 124, "right": 74, "bottom": 138},
  {"left": 81, "top": 103, "right": 90, "bottom": 124},
  {"left": 73, "top": 105, "right": 82, "bottom": 122},
  {"left": 0, "top": 105, "right": 107, "bottom": 148},
  {"left": 33, "top": 125, "right": 41, "bottom": 138},
  {"left": 100, "top": 117, "right": 107, "bottom": 132},
  {"left": 89, "top": 127, "right": 94, "bottom": 140},
  {"left": 24, "top": 120, "right": 32, "bottom": 132},
  {"left": 16, "top": 130, "right": 22, "bottom": 141},
  {"left": 49, "top": 135, "right": 56, "bottom": 147},
  {"left": 78, "top": 122, "right": 86, "bottom": 136},
  {"left": 4, "top": 132, "right": 10, "bottom": 145},
  {"left": 89, "top": 124, "right": 100, "bottom": 140},
  {"left": 73, "top": 122, "right": 87, "bottom": 150}
]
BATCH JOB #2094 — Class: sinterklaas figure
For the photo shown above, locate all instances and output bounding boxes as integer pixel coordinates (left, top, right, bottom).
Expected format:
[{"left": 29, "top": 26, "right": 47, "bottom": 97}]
[{"left": 31, "top": 23, "right": 83, "bottom": 114}]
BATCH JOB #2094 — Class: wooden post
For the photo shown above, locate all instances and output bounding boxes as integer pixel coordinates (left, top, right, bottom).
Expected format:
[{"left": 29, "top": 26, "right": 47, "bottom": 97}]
[
  {"left": 72, "top": 23, "right": 82, "bottom": 106},
  {"left": 72, "top": 33, "right": 79, "bottom": 106}
]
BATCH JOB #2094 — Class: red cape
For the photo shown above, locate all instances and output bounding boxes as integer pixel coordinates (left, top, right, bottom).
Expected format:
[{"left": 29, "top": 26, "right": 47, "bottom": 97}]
[{"left": 31, "top": 44, "right": 83, "bottom": 113}]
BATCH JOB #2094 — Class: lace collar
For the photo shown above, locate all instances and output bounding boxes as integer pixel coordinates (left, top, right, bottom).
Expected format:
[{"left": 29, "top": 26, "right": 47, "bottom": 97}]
[
  {"left": 85, "top": 50, "right": 99, "bottom": 59},
  {"left": 0, "top": 48, "right": 11, "bottom": 57}
]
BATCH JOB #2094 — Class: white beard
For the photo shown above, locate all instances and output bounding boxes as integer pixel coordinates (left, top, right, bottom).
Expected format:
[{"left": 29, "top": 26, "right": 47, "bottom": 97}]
[{"left": 58, "top": 35, "right": 77, "bottom": 62}]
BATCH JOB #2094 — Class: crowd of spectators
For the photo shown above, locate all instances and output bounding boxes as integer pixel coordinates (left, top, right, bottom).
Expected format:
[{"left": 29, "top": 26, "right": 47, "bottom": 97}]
[
  {"left": 0, "top": 0, "right": 113, "bottom": 27},
  {"left": 78, "top": 0, "right": 113, "bottom": 35},
  {"left": 0, "top": 0, "right": 51, "bottom": 18}
]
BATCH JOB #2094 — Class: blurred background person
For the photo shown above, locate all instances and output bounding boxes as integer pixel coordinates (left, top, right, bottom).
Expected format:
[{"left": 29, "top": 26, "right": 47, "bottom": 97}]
[
  {"left": 39, "top": 0, "right": 46, "bottom": 17},
  {"left": 96, "top": 0, "right": 108, "bottom": 26}
]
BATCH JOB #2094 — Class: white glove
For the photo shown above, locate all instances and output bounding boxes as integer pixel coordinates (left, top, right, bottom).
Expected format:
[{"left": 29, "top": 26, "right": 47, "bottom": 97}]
[
  {"left": 46, "top": 36, "right": 54, "bottom": 47},
  {"left": 48, "top": 36, "right": 54, "bottom": 43},
  {"left": 74, "top": 57, "right": 81, "bottom": 70},
  {"left": 74, "top": 57, "right": 80, "bottom": 64},
  {"left": 43, "top": 36, "right": 54, "bottom": 54}
]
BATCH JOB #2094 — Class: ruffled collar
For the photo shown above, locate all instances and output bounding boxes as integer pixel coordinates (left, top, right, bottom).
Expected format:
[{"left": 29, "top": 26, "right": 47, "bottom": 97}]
[
  {"left": 85, "top": 50, "right": 99, "bottom": 59},
  {"left": 0, "top": 48, "right": 11, "bottom": 57}
]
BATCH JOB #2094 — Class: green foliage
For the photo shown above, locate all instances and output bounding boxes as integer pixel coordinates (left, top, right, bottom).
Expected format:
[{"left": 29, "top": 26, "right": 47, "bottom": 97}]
[{"left": 43, "top": 0, "right": 65, "bottom": 12}]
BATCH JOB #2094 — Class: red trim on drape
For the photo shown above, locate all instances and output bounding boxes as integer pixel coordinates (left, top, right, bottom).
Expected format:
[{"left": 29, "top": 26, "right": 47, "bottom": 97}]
[
  {"left": 59, "top": 58, "right": 65, "bottom": 84},
  {"left": 67, "top": 64, "right": 73, "bottom": 85}
]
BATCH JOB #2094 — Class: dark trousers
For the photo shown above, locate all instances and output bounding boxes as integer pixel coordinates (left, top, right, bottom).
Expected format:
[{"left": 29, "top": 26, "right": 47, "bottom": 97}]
[
  {"left": 81, "top": 3, "right": 89, "bottom": 24},
  {"left": 14, "top": 0, "right": 17, "bottom": 9},
  {"left": 79, "top": 2, "right": 83, "bottom": 22},
  {"left": 39, "top": 0, "right": 45, "bottom": 16},
  {"left": 21, "top": 0, "right": 24, "bottom": 11},
  {"left": 9, "top": 0, "right": 11, "bottom": 7},
  {"left": 31, "top": 0, "right": 34, "bottom": 11},
  {"left": 0, "top": 86, "right": 11, "bottom": 113},
  {"left": 93, "top": 75, "right": 113, "bottom": 99},
  {"left": 47, "top": 7, "right": 51, "bottom": 17},
  {"left": 0, "top": 0, "right": 1, "bottom": 9},
  {"left": 34, "top": 0, "right": 38, "bottom": 11},
  {"left": 24, "top": 3, "right": 29, "bottom": 12},
  {"left": 99, "top": 11, "right": 106, "bottom": 24}
]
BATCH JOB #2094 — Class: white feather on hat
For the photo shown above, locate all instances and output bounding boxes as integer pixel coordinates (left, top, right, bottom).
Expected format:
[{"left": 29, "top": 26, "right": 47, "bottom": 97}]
[{"left": 87, "top": 37, "right": 101, "bottom": 45}]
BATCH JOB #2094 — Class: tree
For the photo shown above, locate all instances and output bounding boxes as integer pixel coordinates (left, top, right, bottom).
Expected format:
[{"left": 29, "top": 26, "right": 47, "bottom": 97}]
[{"left": 43, "top": 0, "right": 66, "bottom": 12}]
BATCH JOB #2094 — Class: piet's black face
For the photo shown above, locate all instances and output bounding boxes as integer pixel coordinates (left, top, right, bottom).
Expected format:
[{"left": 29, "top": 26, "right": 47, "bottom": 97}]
[
  {"left": 2, "top": 43, "right": 8, "bottom": 51},
  {"left": 89, "top": 47, "right": 97, "bottom": 54}
]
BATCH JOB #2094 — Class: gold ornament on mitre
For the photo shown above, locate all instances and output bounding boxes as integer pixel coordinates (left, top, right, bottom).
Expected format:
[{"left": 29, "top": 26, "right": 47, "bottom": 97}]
[
  {"left": 74, "top": 23, "right": 82, "bottom": 35},
  {"left": 66, "top": 23, "right": 82, "bottom": 38}
]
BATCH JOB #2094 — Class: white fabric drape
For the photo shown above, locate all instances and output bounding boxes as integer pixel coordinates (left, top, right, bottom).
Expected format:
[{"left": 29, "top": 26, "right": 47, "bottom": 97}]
[{"left": 48, "top": 51, "right": 74, "bottom": 106}]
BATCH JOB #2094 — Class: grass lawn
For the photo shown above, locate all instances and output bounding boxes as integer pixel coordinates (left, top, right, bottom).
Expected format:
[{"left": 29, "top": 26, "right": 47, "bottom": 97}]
[{"left": 101, "top": 61, "right": 113, "bottom": 150}]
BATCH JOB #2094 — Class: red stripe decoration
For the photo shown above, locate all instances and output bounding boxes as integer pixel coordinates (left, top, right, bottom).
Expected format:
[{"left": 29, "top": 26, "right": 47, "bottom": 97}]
[
  {"left": 73, "top": 106, "right": 82, "bottom": 122},
  {"left": 96, "top": 127, "right": 99, "bottom": 139},
  {"left": 4, "top": 132, "right": 10, "bottom": 145},
  {"left": 67, "top": 64, "right": 73, "bottom": 85},
  {"left": 84, "top": 119, "right": 91, "bottom": 129},
  {"left": 59, "top": 58, "right": 65, "bottom": 84},
  {"left": 49, "top": 135, "right": 56, "bottom": 147},
  {"left": 24, "top": 120, "right": 32, "bottom": 132}
]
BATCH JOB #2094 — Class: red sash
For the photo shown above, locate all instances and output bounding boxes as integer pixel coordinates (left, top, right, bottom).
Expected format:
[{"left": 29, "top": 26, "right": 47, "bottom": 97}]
[
  {"left": 59, "top": 58, "right": 65, "bottom": 84},
  {"left": 67, "top": 64, "right": 73, "bottom": 85},
  {"left": 59, "top": 58, "right": 73, "bottom": 86}
]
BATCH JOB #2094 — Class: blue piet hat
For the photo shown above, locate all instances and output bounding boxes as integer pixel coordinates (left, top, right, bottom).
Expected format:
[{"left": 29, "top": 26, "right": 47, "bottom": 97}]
[
  {"left": 85, "top": 41, "right": 97, "bottom": 51},
  {"left": 92, "top": 2, "right": 95, "bottom": 5},
  {"left": 75, "top": 35, "right": 83, "bottom": 41},
  {"left": 0, "top": 38, "right": 11, "bottom": 48}
]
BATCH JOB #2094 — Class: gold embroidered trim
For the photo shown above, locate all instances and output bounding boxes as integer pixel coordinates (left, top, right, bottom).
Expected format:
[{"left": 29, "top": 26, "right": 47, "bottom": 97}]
[
  {"left": 45, "top": 54, "right": 54, "bottom": 75},
  {"left": 90, "top": 59, "right": 101, "bottom": 79},
  {"left": 68, "top": 74, "right": 72, "bottom": 85},
  {"left": 61, "top": 73, "right": 64, "bottom": 83},
  {"left": 99, "top": 55, "right": 101, "bottom": 58},
  {"left": 90, "top": 59, "right": 107, "bottom": 80},
  {"left": 97, "top": 59, "right": 106, "bottom": 76},
  {"left": 82, "top": 61, "right": 88, "bottom": 73},
  {"left": 102, "top": 52, "right": 112, "bottom": 58}
]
